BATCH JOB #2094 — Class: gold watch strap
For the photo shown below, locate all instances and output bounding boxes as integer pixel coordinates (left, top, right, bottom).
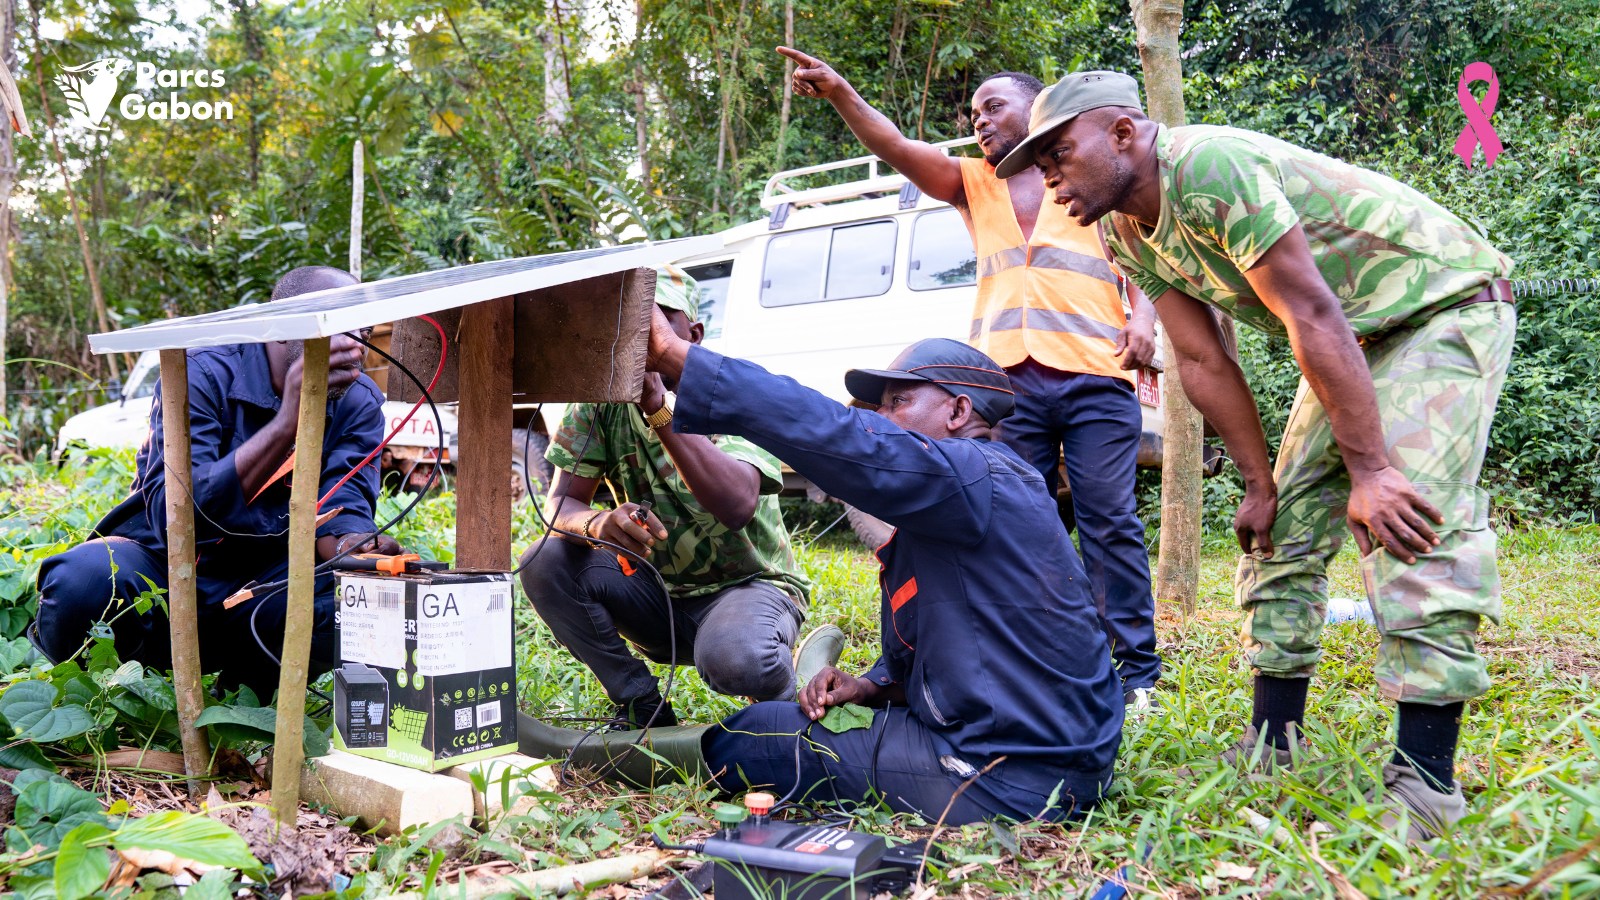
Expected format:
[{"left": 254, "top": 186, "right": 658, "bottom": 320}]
[{"left": 645, "top": 404, "right": 673, "bottom": 430}]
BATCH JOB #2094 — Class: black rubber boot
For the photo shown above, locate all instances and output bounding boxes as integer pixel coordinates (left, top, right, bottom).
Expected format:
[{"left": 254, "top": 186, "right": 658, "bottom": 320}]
[{"left": 517, "top": 712, "right": 711, "bottom": 788}]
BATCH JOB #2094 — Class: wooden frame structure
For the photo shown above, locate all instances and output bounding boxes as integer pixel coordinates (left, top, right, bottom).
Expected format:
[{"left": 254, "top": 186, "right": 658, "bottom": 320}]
[{"left": 87, "top": 239, "right": 716, "bottom": 822}]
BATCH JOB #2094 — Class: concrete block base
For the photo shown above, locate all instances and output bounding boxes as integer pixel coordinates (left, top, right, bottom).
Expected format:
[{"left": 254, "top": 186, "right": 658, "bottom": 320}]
[
  {"left": 301, "top": 750, "right": 475, "bottom": 836},
  {"left": 444, "top": 752, "right": 559, "bottom": 822}
]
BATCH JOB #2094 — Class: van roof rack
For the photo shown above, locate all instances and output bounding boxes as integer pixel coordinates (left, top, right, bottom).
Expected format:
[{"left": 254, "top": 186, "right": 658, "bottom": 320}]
[{"left": 760, "top": 136, "right": 977, "bottom": 212}]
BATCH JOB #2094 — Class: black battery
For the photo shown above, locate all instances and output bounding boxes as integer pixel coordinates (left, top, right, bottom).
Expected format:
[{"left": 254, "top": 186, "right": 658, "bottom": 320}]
[
  {"left": 334, "top": 662, "right": 390, "bottom": 749},
  {"left": 703, "top": 819, "right": 898, "bottom": 900}
]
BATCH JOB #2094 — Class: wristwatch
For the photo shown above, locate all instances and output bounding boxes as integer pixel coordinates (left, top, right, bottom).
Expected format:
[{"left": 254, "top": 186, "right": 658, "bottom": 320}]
[{"left": 645, "top": 403, "right": 673, "bottom": 430}]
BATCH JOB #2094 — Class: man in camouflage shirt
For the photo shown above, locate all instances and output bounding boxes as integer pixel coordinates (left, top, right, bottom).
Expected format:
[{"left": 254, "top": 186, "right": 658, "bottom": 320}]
[
  {"left": 998, "top": 72, "right": 1515, "bottom": 839},
  {"left": 518, "top": 267, "right": 812, "bottom": 729}
]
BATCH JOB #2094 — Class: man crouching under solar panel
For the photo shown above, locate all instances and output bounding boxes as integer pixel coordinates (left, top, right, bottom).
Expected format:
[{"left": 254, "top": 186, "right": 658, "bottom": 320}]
[
  {"left": 519, "top": 304, "right": 1124, "bottom": 824},
  {"left": 31, "top": 266, "right": 403, "bottom": 700},
  {"left": 517, "top": 267, "right": 835, "bottom": 732}
]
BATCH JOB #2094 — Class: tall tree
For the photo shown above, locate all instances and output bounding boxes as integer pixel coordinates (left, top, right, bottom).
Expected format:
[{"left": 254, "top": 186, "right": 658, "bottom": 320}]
[
  {"left": 0, "top": 0, "right": 17, "bottom": 417},
  {"left": 1131, "top": 0, "right": 1202, "bottom": 615}
]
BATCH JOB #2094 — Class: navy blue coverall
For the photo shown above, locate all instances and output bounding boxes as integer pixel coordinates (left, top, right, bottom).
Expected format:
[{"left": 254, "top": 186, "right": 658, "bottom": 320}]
[
  {"left": 35, "top": 343, "right": 386, "bottom": 697},
  {"left": 677, "top": 346, "right": 1125, "bottom": 823}
]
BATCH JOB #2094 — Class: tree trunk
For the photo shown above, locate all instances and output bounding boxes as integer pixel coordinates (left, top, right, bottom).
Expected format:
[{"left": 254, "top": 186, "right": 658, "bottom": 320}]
[
  {"left": 26, "top": 0, "right": 122, "bottom": 383},
  {"left": 632, "top": 0, "right": 652, "bottom": 191},
  {"left": 711, "top": 0, "right": 750, "bottom": 217},
  {"left": 775, "top": 0, "right": 793, "bottom": 171},
  {"left": 229, "top": 0, "right": 264, "bottom": 188},
  {"left": 349, "top": 140, "right": 364, "bottom": 280},
  {"left": 0, "top": 0, "right": 16, "bottom": 417},
  {"left": 271, "top": 338, "right": 329, "bottom": 826},
  {"left": 541, "top": 0, "right": 575, "bottom": 131},
  {"left": 1131, "top": 0, "right": 1202, "bottom": 616},
  {"left": 159, "top": 349, "right": 212, "bottom": 794}
]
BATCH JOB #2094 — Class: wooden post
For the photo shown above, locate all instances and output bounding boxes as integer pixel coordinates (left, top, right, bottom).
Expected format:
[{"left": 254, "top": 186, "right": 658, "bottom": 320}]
[
  {"left": 271, "top": 338, "right": 330, "bottom": 826},
  {"left": 1131, "top": 0, "right": 1203, "bottom": 616},
  {"left": 159, "top": 348, "right": 211, "bottom": 795},
  {"left": 455, "top": 297, "right": 514, "bottom": 569}
]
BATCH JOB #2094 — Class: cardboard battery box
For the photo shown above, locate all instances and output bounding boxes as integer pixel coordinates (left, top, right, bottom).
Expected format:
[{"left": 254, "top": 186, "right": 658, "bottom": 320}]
[{"left": 332, "top": 570, "right": 517, "bottom": 771}]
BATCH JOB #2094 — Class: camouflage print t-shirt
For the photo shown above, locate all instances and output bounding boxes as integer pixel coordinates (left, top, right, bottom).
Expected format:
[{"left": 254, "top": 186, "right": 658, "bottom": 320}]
[
  {"left": 1106, "top": 124, "right": 1513, "bottom": 337},
  {"left": 546, "top": 402, "right": 811, "bottom": 605}
]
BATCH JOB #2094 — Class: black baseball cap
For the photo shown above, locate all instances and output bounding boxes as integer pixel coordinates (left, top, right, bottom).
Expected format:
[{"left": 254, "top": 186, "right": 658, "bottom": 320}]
[{"left": 845, "top": 338, "right": 1016, "bottom": 426}]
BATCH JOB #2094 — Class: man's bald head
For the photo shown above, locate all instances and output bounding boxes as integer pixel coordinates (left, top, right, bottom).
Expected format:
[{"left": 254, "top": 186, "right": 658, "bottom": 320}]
[{"left": 272, "top": 266, "right": 357, "bottom": 301}]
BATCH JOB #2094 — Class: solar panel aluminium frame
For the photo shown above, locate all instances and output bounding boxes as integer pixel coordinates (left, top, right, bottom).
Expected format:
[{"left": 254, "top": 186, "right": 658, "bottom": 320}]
[{"left": 86, "top": 237, "right": 722, "bottom": 354}]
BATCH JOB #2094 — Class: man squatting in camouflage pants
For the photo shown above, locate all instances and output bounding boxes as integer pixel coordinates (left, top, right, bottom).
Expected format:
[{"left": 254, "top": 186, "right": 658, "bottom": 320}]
[{"left": 996, "top": 72, "right": 1514, "bottom": 838}]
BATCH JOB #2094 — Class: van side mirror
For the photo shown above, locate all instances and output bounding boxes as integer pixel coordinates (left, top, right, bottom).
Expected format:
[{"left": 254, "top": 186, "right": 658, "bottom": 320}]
[{"left": 108, "top": 381, "right": 123, "bottom": 405}]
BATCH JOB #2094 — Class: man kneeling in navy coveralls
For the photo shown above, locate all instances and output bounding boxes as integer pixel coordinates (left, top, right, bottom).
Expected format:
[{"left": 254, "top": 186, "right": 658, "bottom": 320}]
[
  {"left": 523, "top": 310, "right": 1125, "bottom": 824},
  {"left": 32, "top": 266, "right": 400, "bottom": 698}
]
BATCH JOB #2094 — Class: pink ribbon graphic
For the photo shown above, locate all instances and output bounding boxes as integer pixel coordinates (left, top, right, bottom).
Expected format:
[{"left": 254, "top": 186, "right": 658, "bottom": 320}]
[{"left": 1454, "top": 62, "right": 1503, "bottom": 169}]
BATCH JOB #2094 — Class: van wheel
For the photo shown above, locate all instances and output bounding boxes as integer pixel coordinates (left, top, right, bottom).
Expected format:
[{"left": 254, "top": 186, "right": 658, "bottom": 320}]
[
  {"left": 513, "top": 428, "right": 555, "bottom": 502},
  {"left": 845, "top": 504, "right": 894, "bottom": 549}
]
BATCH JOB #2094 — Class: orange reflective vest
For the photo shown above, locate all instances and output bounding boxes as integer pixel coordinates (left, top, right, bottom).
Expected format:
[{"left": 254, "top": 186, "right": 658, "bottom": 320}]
[{"left": 959, "top": 157, "right": 1132, "bottom": 382}]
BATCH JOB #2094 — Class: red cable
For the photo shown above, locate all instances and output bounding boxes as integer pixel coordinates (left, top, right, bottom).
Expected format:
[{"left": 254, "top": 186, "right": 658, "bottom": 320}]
[{"left": 317, "top": 314, "right": 448, "bottom": 512}]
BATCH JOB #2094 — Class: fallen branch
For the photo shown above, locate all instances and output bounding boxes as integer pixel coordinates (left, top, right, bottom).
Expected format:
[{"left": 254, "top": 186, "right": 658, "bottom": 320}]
[{"left": 380, "top": 851, "right": 665, "bottom": 900}]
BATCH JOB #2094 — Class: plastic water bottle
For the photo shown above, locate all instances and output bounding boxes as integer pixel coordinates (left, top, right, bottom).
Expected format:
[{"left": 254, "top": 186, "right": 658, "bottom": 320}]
[{"left": 1325, "top": 596, "right": 1375, "bottom": 625}]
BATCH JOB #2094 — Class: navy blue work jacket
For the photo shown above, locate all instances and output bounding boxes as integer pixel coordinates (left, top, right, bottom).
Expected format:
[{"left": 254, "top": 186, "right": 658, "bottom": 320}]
[
  {"left": 674, "top": 346, "right": 1123, "bottom": 795},
  {"left": 93, "top": 343, "right": 386, "bottom": 601}
]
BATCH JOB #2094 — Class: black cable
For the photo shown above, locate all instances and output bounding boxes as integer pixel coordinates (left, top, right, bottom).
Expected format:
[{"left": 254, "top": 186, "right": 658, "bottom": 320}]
[
  {"left": 514, "top": 405, "right": 680, "bottom": 788},
  {"left": 246, "top": 333, "right": 445, "bottom": 669}
]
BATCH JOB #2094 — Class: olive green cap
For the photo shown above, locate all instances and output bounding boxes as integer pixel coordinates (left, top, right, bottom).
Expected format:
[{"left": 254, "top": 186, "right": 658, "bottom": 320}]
[{"left": 994, "top": 70, "right": 1144, "bottom": 179}]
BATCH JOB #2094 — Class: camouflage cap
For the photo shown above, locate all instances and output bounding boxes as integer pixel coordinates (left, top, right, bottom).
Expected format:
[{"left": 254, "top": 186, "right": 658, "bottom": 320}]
[
  {"left": 995, "top": 70, "right": 1144, "bottom": 178},
  {"left": 655, "top": 265, "right": 701, "bottom": 322}
]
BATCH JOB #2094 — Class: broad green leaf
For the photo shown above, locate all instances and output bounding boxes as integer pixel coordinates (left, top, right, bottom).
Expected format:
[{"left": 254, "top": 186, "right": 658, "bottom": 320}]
[
  {"left": 113, "top": 811, "right": 259, "bottom": 870},
  {"left": 183, "top": 868, "right": 238, "bottom": 900},
  {"left": 10, "top": 769, "right": 71, "bottom": 795},
  {"left": 126, "top": 673, "right": 176, "bottom": 711},
  {"left": 0, "top": 737, "right": 56, "bottom": 772},
  {"left": 817, "top": 702, "right": 874, "bottom": 734},
  {"left": 86, "top": 638, "right": 121, "bottom": 674},
  {"left": 196, "top": 705, "right": 327, "bottom": 757},
  {"left": 0, "top": 636, "right": 33, "bottom": 674},
  {"left": 14, "top": 780, "right": 108, "bottom": 850},
  {"left": 16, "top": 704, "right": 95, "bottom": 743},
  {"left": 0, "top": 680, "right": 58, "bottom": 726},
  {"left": 62, "top": 675, "right": 101, "bottom": 708},
  {"left": 55, "top": 822, "right": 113, "bottom": 900},
  {"left": 195, "top": 704, "right": 276, "bottom": 740}
]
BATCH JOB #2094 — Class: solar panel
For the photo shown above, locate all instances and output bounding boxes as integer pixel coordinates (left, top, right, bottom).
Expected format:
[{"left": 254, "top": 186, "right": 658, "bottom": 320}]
[{"left": 87, "top": 237, "right": 722, "bottom": 354}]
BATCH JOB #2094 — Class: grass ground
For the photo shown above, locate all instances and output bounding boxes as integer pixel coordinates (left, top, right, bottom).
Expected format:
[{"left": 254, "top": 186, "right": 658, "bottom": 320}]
[{"left": 502, "top": 522, "right": 1600, "bottom": 899}]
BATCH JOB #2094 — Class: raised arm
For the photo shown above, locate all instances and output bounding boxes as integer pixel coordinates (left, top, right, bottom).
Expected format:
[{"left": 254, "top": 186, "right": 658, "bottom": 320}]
[{"left": 778, "top": 46, "right": 965, "bottom": 205}]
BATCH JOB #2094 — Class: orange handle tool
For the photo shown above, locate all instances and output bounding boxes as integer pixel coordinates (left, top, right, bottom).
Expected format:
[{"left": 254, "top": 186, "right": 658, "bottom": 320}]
[{"left": 617, "top": 502, "right": 653, "bottom": 576}]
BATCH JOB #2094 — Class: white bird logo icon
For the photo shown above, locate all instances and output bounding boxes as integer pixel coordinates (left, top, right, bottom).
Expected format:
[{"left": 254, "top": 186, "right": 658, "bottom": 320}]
[{"left": 54, "top": 57, "right": 133, "bottom": 130}]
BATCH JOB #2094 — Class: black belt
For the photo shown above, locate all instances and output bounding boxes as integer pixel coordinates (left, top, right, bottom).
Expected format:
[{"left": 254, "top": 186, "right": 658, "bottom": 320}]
[{"left": 1359, "top": 278, "right": 1513, "bottom": 348}]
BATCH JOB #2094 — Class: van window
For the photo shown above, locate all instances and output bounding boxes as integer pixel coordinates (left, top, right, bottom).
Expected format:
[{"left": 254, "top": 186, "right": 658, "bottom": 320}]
[
  {"left": 824, "top": 220, "right": 897, "bottom": 300},
  {"left": 761, "top": 219, "right": 897, "bottom": 307},
  {"left": 124, "top": 360, "right": 162, "bottom": 400},
  {"left": 683, "top": 260, "right": 732, "bottom": 339},
  {"left": 761, "top": 229, "right": 829, "bottom": 306},
  {"left": 908, "top": 208, "right": 977, "bottom": 290}
]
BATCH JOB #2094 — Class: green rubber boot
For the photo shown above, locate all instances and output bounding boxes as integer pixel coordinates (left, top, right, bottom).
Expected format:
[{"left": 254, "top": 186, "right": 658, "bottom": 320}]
[{"left": 518, "top": 713, "right": 711, "bottom": 788}]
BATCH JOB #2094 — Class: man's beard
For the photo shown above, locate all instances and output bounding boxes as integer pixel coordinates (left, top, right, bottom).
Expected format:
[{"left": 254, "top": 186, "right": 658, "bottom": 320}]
[
  {"left": 1070, "top": 154, "right": 1136, "bottom": 226},
  {"left": 982, "top": 133, "right": 1022, "bottom": 168}
]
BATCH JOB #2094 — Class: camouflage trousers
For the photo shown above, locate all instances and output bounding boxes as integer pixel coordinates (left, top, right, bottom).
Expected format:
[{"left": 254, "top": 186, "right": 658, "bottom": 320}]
[{"left": 1238, "top": 301, "right": 1516, "bottom": 705}]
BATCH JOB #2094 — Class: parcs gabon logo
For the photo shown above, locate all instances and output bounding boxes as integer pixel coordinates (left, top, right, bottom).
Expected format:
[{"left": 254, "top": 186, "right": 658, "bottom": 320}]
[{"left": 54, "top": 57, "right": 233, "bottom": 131}]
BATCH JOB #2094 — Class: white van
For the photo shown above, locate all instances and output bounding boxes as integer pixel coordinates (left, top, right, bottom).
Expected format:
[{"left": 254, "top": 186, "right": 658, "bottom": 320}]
[{"left": 660, "top": 138, "right": 1166, "bottom": 495}]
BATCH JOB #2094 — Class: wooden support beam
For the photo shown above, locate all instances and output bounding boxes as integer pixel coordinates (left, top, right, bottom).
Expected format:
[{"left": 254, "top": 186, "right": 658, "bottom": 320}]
[
  {"left": 271, "top": 337, "right": 330, "bottom": 826},
  {"left": 456, "top": 297, "right": 515, "bottom": 569},
  {"left": 159, "top": 348, "right": 210, "bottom": 796}
]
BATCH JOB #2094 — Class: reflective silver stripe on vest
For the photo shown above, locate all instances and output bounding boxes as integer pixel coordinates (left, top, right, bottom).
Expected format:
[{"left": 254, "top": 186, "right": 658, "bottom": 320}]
[
  {"left": 975, "top": 245, "right": 1119, "bottom": 285},
  {"left": 1030, "top": 246, "right": 1118, "bottom": 285},
  {"left": 977, "top": 246, "right": 1028, "bottom": 279},
  {"left": 972, "top": 308, "right": 1121, "bottom": 342}
]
